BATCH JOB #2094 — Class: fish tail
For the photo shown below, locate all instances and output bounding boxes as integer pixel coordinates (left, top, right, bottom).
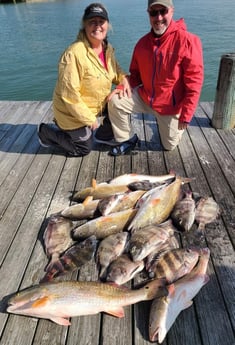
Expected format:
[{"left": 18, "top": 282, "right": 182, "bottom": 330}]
[
  {"left": 44, "top": 258, "right": 65, "bottom": 280},
  {"left": 40, "top": 271, "right": 54, "bottom": 283},
  {"left": 180, "top": 177, "right": 195, "bottom": 184}
]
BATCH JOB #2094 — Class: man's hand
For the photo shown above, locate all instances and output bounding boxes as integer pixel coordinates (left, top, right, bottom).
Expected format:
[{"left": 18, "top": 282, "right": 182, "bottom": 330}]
[{"left": 178, "top": 122, "right": 189, "bottom": 130}]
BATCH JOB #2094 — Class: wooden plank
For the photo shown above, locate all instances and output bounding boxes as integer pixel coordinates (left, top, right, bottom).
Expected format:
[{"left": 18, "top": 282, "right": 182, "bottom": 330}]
[{"left": 201, "top": 101, "right": 235, "bottom": 160}]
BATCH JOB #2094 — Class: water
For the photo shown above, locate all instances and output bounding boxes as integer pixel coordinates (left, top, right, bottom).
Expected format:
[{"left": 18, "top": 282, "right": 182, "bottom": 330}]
[{"left": 0, "top": 0, "right": 234, "bottom": 101}]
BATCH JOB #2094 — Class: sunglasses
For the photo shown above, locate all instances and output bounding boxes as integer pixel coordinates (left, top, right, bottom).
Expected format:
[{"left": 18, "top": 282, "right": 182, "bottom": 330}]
[{"left": 148, "top": 8, "right": 168, "bottom": 17}]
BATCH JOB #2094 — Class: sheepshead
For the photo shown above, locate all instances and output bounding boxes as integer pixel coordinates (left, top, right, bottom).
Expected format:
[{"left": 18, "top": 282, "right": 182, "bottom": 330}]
[
  {"left": 106, "top": 254, "right": 144, "bottom": 285},
  {"left": 108, "top": 172, "right": 175, "bottom": 185},
  {"left": 195, "top": 196, "right": 221, "bottom": 232},
  {"left": 97, "top": 232, "right": 128, "bottom": 279},
  {"left": 128, "top": 176, "right": 192, "bottom": 231},
  {"left": 147, "top": 247, "right": 199, "bottom": 282},
  {"left": 40, "top": 235, "right": 98, "bottom": 282},
  {"left": 171, "top": 190, "right": 196, "bottom": 231},
  {"left": 72, "top": 208, "right": 137, "bottom": 240},
  {"left": 128, "top": 221, "right": 176, "bottom": 262},
  {"left": 43, "top": 215, "right": 75, "bottom": 273},
  {"left": 149, "top": 247, "right": 210, "bottom": 343},
  {"left": 73, "top": 178, "right": 129, "bottom": 201},
  {"left": 145, "top": 234, "right": 180, "bottom": 272},
  {"left": 7, "top": 279, "right": 168, "bottom": 326},
  {"left": 61, "top": 197, "right": 100, "bottom": 220},
  {"left": 98, "top": 190, "right": 145, "bottom": 216}
]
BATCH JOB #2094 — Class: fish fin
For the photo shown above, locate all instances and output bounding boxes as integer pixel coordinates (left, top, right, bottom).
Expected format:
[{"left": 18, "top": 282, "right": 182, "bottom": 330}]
[
  {"left": 167, "top": 283, "right": 175, "bottom": 296},
  {"left": 32, "top": 296, "right": 50, "bottom": 308},
  {"left": 83, "top": 196, "right": 93, "bottom": 206},
  {"left": 92, "top": 178, "right": 97, "bottom": 189},
  {"left": 105, "top": 307, "right": 125, "bottom": 318},
  {"left": 50, "top": 316, "right": 71, "bottom": 326},
  {"left": 44, "top": 258, "right": 65, "bottom": 278},
  {"left": 176, "top": 290, "right": 193, "bottom": 310},
  {"left": 40, "top": 272, "right": 54, "bottom": 283},
  {"left": 101, "top": 216, "right": 113, "bottom": 223}
]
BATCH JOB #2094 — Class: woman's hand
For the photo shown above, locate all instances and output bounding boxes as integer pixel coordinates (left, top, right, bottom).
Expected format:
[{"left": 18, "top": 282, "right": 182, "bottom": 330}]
[{"left": 90, "top": 119, "right": 99, "bottom": 131}]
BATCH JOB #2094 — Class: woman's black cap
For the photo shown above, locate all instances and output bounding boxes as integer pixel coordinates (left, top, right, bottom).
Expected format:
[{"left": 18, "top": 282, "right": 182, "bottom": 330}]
[{"left": 83, "top": 3, "right": 109, "bottom": 21}]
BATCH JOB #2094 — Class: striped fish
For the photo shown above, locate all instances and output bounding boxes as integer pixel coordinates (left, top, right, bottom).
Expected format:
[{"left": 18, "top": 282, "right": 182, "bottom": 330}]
[{"left": 148, "top": 248, "right": 199, "bottom": 283}]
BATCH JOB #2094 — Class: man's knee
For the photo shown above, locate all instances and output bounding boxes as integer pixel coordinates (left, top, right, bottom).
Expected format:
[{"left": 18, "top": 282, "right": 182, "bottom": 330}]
[{"left": 108, "top": 94, "right": 122, "bottom": 110}]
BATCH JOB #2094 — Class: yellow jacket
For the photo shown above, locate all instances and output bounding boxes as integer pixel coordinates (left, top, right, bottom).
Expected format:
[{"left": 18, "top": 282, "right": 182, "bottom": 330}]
[{"left": 53, "top": 32, "right": 126, "bottom": 130}]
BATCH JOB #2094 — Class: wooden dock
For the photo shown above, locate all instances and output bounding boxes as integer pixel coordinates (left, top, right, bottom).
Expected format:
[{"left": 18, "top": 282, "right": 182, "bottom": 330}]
[{"left": 0, "top": 100, "right": 234, "bottom": 345}]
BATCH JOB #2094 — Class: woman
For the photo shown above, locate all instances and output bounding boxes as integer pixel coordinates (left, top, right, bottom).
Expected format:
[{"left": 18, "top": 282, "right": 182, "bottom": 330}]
[{"left": 38, "top": 3, "right": 130, "bottom": 157}]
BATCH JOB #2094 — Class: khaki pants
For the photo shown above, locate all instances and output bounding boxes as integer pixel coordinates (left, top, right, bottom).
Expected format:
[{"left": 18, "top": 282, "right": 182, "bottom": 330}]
[{"left": 108, "top": 87, "right": 184, "bottom": 151}]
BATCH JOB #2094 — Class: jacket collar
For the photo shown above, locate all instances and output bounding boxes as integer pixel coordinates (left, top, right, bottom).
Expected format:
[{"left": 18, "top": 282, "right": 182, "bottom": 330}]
[{"left": 150, "top": 18, "right": 187, "bottom": 45}]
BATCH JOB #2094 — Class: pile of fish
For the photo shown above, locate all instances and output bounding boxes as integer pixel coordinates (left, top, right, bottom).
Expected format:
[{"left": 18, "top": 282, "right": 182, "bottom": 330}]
[{"left": 6, "top": 172, "right": 221, "bottom": 343}]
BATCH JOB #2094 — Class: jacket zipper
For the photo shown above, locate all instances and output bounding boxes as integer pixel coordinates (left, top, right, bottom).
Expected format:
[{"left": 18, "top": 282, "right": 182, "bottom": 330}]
[{"left": 150, "top": 47, "right": 158, "bottom": 108}]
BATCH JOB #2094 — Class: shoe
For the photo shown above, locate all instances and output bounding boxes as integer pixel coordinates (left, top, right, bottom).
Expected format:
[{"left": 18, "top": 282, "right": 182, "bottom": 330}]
[
  {"left": 109, "top": 134, "right": 138, "bottom": 156},
  {"left": 37, "top": 123, "right": 50, "bottom": 147}
]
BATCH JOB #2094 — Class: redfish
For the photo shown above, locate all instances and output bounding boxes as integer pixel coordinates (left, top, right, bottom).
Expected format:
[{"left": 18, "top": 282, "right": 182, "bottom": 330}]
[
  {"left": 73, "top": 179, "right": 129, "bottom": 201},
  {"left": 7, "top": 279, "right": 168, "bottom": 326},
  {"left": 98, "top": 190, "right": 145, "bottom": 216},
  {"left": 128, "top": 176, "right": 192, "bottom": 231},
  {"left": 108, "top": 172, "right": 175, "bottom": 185},
  {"left": 72, "top": 209, "right": 137, "bottom": 240},
  {"left": 61, "top": 197, "right": 100, "bottom": 220}
]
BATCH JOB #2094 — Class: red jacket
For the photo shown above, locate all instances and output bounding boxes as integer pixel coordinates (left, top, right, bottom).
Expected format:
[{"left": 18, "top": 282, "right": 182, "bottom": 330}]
[{"left": 129, "top": 19, "right": 204, "bottom": 123}]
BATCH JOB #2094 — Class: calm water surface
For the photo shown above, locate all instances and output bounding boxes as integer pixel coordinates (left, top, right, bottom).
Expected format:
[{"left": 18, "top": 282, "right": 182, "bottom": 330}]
[{"left": 0, "top": 0, "right": 234, "bottom": 101}]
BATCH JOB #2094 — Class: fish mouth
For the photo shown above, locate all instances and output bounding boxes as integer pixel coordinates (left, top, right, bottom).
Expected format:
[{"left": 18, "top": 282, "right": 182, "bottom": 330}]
[
  {"left": 7, "top": 300, "right": 34, "bottom": 312},
  {"left": 7, "top": 303, "right": 20, "bottom": 312}
]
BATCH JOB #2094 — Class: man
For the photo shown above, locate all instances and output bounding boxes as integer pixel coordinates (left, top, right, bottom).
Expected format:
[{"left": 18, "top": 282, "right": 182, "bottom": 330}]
[{"left": 108, "top": 0, "right": 204, "bottom": 156}]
